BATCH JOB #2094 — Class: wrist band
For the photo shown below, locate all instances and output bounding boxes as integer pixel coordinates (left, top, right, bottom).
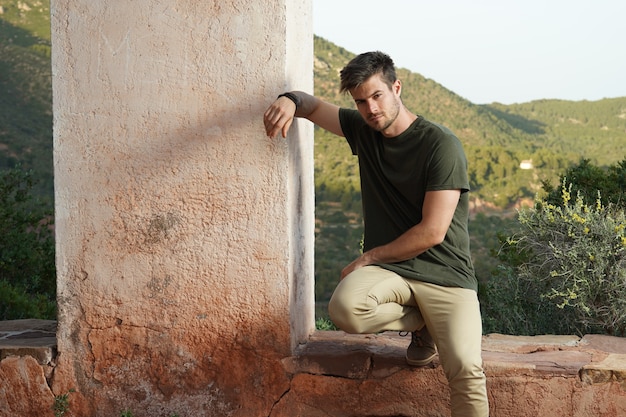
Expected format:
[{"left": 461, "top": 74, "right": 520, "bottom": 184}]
[{"left": 277, "top": 92, "right": 301, "bottom": 109}]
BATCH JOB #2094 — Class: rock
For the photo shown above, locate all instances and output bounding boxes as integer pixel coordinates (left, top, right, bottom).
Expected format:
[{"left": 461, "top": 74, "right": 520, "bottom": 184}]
[{"left": 0, "top": 356, "right": 54, "bottom": 417}]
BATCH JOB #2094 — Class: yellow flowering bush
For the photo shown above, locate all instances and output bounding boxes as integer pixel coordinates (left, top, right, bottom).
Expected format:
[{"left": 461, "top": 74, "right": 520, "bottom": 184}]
[
  {"left": 510, "top": 182, "right": 626, "bottom": 335},
  {"left": 483, "top": 159, "right": 626, "bottom": 335}
]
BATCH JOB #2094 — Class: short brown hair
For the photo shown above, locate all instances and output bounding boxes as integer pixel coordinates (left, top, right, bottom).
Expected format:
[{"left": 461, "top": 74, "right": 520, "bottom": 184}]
[{"left": 339, "top": 51, "right": 397, "bottom": 93}]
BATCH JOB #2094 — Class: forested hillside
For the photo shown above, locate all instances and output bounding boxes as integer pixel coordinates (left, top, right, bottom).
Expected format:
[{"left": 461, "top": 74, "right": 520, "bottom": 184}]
[
  {"left": 0, "top": 0, "right": 52, "bottom": 200},
  {"left": 487, "top": 99, "right": 626, "bottom": 167},
  {"left": 2, "top": 1, "right": 625, "bottom": 315}
]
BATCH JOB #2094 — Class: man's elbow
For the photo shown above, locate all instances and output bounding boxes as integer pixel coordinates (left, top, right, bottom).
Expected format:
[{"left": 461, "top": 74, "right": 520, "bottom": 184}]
[
  {"left": 431, "top": 236, "right": 446, "bottom": 248},
  {"left": 426, "top": 229, "right": 448, "bottom": 248}
]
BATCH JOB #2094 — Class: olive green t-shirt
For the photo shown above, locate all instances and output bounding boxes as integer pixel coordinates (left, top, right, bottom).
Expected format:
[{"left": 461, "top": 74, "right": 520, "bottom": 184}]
[{"left": 339, "top": 108, "right": 477, "bottom": 291}]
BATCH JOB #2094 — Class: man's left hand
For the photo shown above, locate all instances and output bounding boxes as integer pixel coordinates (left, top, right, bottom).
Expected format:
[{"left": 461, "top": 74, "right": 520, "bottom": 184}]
[{"left": 341, "top": 252, "right": 375, "bottom": 280}]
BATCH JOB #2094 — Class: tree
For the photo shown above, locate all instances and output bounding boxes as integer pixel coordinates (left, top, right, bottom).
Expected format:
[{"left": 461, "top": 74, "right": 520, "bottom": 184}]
[{"left": 541, "top": 158, "right": 626, "bottom": 209}]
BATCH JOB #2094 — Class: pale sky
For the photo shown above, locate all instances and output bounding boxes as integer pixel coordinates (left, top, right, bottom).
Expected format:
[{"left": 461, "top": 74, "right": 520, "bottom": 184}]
[{"left": 313, "top": 0, "right": 626, "bottom": 104}]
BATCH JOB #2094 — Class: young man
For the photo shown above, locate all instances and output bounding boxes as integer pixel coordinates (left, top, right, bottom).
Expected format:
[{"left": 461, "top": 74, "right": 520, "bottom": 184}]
[{"left": 263, "top": 51, "right": 489, "bottom": 417}]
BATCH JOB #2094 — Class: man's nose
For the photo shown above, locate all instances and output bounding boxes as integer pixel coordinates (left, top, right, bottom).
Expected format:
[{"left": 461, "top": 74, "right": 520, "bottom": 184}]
[{"left": 365, "top": 100, "right": 377, "bottom": 113}]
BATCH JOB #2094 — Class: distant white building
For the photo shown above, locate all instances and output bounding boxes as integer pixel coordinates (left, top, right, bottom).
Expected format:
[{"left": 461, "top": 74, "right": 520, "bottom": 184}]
[{"left": 520, "top": 159, "right": 534, "bottom": 170}]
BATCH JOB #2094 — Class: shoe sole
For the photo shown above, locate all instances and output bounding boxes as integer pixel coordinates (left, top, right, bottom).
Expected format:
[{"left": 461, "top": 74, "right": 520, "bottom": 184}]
[{"left": 405, "top": 352, "right": 437, "bottom": 367}]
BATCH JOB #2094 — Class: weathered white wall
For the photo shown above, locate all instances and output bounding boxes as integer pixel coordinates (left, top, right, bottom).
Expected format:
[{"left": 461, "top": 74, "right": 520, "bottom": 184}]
[{"left": 51, "top": 1, "right": 313, "bottom": 415}]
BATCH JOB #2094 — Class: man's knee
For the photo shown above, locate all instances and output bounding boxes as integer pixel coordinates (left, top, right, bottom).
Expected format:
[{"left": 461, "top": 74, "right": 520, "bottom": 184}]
[
  {"left": 442, "top": 349, "right": 485, "bottom": 384},
  {"left": 328, "top": 292, "right": 362, "bottom": 333}
]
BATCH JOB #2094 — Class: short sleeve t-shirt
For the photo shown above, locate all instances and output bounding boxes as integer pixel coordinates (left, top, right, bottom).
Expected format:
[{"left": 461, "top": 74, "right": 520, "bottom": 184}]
[{"left": 339, "top": 108, "right": 477, "bottom": 291}]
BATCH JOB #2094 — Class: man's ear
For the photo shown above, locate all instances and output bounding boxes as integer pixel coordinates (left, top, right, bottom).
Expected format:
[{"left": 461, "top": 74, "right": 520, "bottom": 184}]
[{"left": 394, "top": 79, "right": 402, "bottom": 96}]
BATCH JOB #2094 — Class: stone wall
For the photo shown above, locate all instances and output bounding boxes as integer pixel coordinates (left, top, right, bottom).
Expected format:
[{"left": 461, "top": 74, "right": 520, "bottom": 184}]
[
  {"left": 48, "top": 0, "right": 313, "bottom": 415},
  {"left": 2, "top": 322, "right": 626, "bottom": 416}
]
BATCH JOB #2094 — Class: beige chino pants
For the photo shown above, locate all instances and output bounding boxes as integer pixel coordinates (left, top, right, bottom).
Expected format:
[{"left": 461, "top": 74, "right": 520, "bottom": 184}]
[{"left": 328, "top": 265, "right": 489, "bottom": 417}]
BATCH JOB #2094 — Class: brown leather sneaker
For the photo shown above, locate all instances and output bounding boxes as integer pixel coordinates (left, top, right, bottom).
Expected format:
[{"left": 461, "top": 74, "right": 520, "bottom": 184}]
[{"left": 406, "top": 326, "right": 437, "bottom": 366}]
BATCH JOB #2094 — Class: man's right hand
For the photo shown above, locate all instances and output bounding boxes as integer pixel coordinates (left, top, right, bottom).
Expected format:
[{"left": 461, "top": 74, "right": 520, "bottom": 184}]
[
  {"left": 263, "top": 96, "right": 297, "bottom": 138},
  {"left": 263, "top": 91, "right": 343, "bottom": 139}
]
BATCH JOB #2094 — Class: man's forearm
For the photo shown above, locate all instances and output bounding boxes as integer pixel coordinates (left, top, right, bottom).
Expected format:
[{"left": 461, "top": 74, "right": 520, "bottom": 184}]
[{"left": 366, "top": 224, "right": 438, "bottom": 264}]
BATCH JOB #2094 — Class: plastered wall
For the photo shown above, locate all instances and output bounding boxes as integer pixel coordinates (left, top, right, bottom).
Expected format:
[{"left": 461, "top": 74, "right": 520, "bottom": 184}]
[{"left": 51, "top": 1, "right": 313, "bottom": 415}]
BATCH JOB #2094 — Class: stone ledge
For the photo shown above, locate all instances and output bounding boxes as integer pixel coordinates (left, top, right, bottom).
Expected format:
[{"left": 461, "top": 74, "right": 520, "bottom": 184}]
[
  {"left": 2, "top": 320, "right": 625, "bottom": 387},
  {"left": 0, "top": 319, "right": 57, "bottom": 366},
  {"left": 285, "top": 330, "right": 626, "bottom": 385}
]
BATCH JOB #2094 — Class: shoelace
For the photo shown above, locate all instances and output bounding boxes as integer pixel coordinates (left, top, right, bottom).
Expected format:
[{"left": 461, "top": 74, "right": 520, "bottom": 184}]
[
  {"left": 400, "top": 331, "right": 427, "bottom": 345},
  {"left": 411, "top": 332, "right": 427, "bottom": 346}
]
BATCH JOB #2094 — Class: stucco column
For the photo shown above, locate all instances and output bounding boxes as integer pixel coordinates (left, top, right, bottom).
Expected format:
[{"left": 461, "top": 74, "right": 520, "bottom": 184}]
[{"left": 51, "top": 1, "right": 313, "bottom": 415}]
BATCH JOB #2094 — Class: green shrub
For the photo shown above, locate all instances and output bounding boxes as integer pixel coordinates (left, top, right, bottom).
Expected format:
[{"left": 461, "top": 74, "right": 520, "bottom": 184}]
[
  {"left": 486, "top": 181, "right": 626, "bottom": 336},
  {"left": 0, "top": 280, "right": 55, "bottom": 319},
  {"left": 315, "top": 316, "right": 338, "bottom": 331},
  {"left": 481, "top": 264, "right": 569, "bottom": 336},
  {"left": 52, "top": 389, "right": 75, "bottom": 417},
  {"left": 0, "top": 166, "right": 56, "bottom": 320}
]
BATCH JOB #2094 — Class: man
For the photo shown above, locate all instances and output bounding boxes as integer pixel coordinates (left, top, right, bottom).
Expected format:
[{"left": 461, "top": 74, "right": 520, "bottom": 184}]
[{"left": 263, "top": 51, "right": 489, "bottom": 417}]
